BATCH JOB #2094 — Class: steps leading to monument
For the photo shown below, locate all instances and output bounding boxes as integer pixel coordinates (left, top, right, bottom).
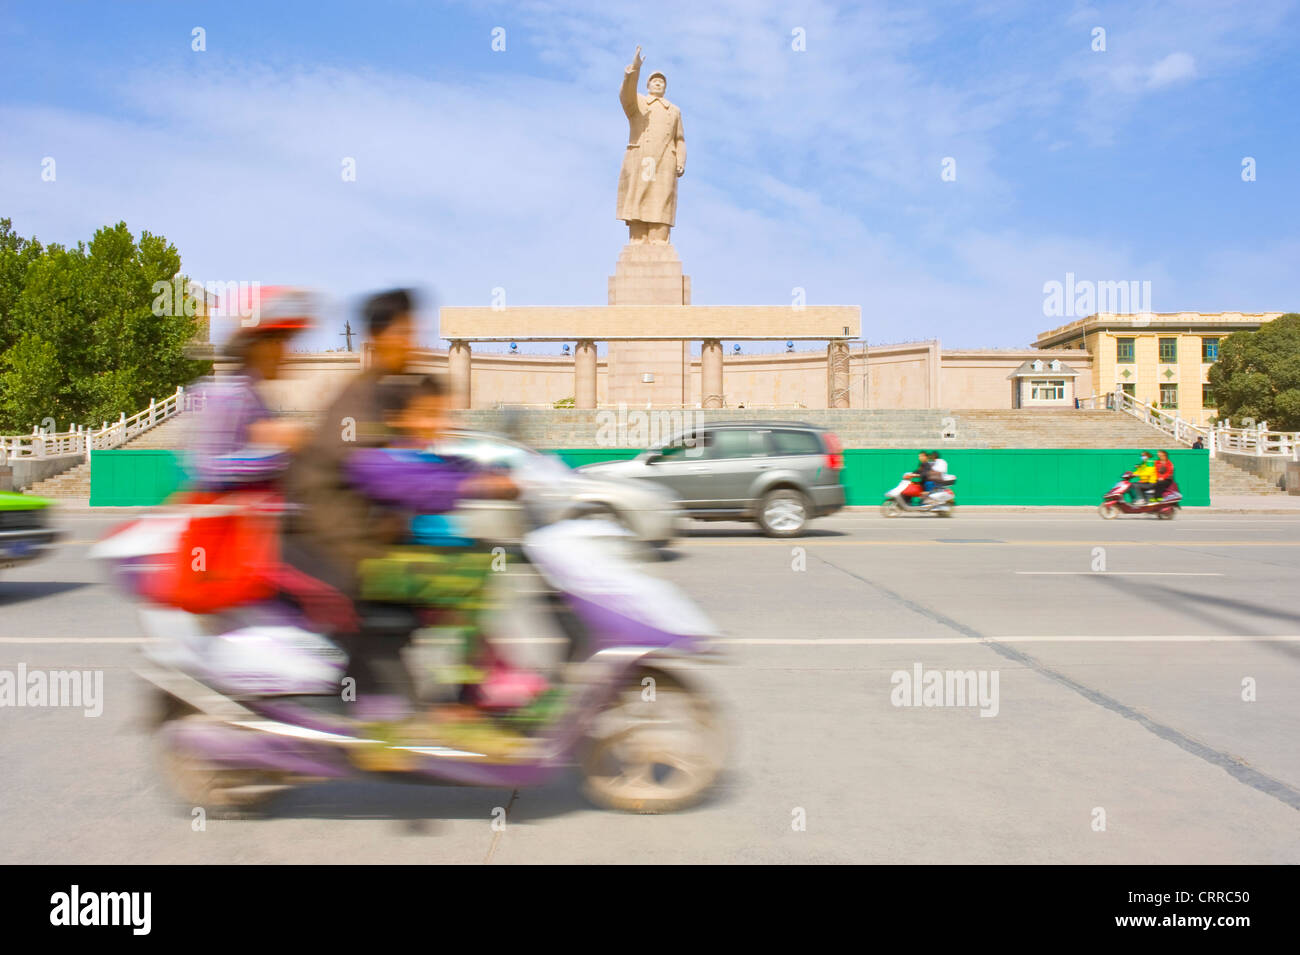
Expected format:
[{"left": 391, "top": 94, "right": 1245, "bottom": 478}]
[
  {"left": 120, "top": 412, "right": 197, "bottom": 449},
  {"left": 1208, "top": 458, "right": 1287, "bottom": 496},
  {"left": 949, "top": 410, "right": 1173, "bottom": 449},
  {"left": 24, "top": 461, "right": 92, "bottom": 497},
  {"left": 27, "top": 404, "right": 1282, "bottom": 499},
  {"left": 460, "top": 408, "right": 956, "bottom": 449},
  {"left": 24, "top": 413, "right": 198, "bottom": 497}
]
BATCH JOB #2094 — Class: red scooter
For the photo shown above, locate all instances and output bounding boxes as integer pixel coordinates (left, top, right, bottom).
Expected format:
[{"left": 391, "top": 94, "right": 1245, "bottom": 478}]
[{"left": 1099, "top": 471, "right": 1181, "bottom": 519}]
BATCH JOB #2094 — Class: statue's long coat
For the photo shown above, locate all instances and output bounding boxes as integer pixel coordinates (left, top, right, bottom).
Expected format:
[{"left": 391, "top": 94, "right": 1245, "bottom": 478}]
[{"left": 616, "top": 64, "right": 686, "bottom": 227}]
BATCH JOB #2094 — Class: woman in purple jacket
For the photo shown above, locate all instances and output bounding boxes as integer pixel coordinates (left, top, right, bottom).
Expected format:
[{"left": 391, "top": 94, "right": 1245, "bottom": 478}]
[{"left": 189, "top": 287, "right": 315, "bottom": 489}]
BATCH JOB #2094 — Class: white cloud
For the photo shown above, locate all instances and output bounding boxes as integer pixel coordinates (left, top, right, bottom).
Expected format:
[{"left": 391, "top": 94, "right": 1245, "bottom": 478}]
[{"left": 1147, "top": 51, "right": 1196, "bottom": 88}]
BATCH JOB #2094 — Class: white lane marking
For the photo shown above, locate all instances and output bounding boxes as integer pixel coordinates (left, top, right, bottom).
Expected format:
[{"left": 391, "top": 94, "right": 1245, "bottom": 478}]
[
  {"left": 713, "top": 635, "right": 1300, "bottom": 645},
  {"left": 0, "top": 637, "right": 145, "bottom": 644},
  {"left": 8, "top": 635, "right": 1299, "bottom": 647},
  {"left": 1015, "top": 571, "right": 1224, "bottom": 576}
]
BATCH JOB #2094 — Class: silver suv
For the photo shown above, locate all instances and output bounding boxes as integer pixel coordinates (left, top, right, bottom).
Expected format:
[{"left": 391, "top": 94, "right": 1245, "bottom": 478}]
[{"left": 578, "top": 422, "right": 846, "bottom": 537}]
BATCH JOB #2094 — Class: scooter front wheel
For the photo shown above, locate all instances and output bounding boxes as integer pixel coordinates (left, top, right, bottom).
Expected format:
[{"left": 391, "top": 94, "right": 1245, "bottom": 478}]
[
  {"left": 581, "top": 669, "right": 725, "bottom": 813},
  {"left": 881, "top": 499, "right": 903, "bottom": 517},
  {"left": 1098, "top": 502, "right": 1120, "bottom": 520}
]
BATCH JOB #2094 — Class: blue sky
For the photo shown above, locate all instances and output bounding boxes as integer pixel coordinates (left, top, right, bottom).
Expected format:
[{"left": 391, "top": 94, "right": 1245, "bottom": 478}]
[{"left": 2, "top": 0, "right": 1297, "bottom": 354}]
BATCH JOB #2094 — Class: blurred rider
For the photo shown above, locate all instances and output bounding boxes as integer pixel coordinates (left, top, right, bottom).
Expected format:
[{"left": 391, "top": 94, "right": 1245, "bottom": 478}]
[
  {"left": 190, "top": 287, "right": 315, "bottom": 489},
  {"left": 1131, "top": 451, "right": 1157, "bottom": 502}
]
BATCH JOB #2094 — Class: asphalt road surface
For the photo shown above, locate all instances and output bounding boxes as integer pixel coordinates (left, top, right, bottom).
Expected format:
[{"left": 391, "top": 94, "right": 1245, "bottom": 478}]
[{"left": 3, "top": 509, "right": 1298, "bottom": 863}]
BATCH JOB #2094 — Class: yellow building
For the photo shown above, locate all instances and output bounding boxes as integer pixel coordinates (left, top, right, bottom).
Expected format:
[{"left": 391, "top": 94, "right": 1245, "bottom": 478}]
[{"left": 1034, "top": 312, "right": 1283, "bottom": 427}]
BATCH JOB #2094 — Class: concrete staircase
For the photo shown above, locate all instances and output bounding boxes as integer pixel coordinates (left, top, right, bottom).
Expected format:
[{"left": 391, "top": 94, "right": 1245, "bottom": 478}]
[
  {"left": 459, "top": 408, "right": 954, "bottom": 449},
  {"left": 116, "top": 413, "right": 197, "bottom": 450},
  {"left": 950, "top": 410, "right": 1173, "bottom": 448},
  {"left": 953, "top": 410, "right": 1285, "bottom": 496},
  {"left": 1209, "top": 458, "right": 1285, "bottom": 496},
  {"left": 21, "top": 403, "right": 1287, "bottom": 500},
  {"left": 25, "top": 461, "right": 92, "bottom": 498},
  {"left": 24, "top": 413, "right": 196, "bottom": 498}
]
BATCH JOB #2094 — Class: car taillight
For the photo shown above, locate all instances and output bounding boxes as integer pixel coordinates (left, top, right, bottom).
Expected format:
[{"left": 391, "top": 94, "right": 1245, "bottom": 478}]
[{"left": 823, "top": 432, "right": 844, "bottom": 472}]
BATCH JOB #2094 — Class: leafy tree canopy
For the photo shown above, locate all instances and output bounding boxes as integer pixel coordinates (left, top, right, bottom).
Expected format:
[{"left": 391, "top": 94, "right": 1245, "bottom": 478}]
[
  {"left": 1207, "top": 313, "right": 1300, "bottom": 431},
  {"left": 0, "top": 218, "right": 211, "bottom": 432}
]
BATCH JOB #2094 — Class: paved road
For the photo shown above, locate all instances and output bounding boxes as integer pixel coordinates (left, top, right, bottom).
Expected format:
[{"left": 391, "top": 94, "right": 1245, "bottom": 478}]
[{"left": 2, "top": 509, "right": 1298, "bottom": 863}]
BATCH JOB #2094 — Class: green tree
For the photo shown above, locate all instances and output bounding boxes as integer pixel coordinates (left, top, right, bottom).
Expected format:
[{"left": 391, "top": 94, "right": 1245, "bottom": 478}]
[
  {"left": 0, "top": 219, "right": 211, "bottom": 432},
  {"left": 1207, "top": 313, "right": 1300, "bottom": 431}
]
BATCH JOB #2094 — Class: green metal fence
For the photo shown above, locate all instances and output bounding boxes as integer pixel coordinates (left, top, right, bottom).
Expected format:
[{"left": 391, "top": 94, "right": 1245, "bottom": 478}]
[
  {"left": 88, "top": 450, "right": 189, "bottom": 507},
  {"left": 88, "top": 446, "right": 1210, "bottom": 507}
]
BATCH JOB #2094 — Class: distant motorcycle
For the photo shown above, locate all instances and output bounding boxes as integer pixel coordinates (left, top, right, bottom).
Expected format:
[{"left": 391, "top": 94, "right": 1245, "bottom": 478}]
[
  {"left": 882, "top": 475, "right": 956, "bottom": 517},
  {"left": 1099, "top": 471, "right": 1181, "bottom": 519}
]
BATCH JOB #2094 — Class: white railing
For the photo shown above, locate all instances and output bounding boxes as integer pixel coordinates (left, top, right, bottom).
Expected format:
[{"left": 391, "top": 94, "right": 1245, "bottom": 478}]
[
  {"left": 1074, "top": 394, "right": 1113, "bottom": 410},
  {"left": 0, "top": 385, "right": 190, "bottom": 464},
  {"left": 1109, "top": 391, "right": 1299, "bottom": 459},
  {"left": 1211, "top": 418, "right": 1300, "bottom": 458},
  {"left": 1112, "top": 390, "right": 1210, "bottom": 446}
]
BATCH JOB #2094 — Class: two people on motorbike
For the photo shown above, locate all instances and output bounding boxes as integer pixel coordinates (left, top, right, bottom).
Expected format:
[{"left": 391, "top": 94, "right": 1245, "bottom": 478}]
[
  {"left": 889, "top": 451, "right": 953, "bottom": 503},
  {"left": 1127, "top": 451, "right": 1175, "bottom": 503},
  {"left": 195, "top": 288, "right": 538, "bottom": 749}
]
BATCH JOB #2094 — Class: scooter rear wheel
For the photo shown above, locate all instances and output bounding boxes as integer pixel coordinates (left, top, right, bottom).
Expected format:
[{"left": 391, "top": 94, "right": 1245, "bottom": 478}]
[
  {"left": 1099, "top": 502, "right": 1120, "bottom": 520},
  {"left": 157, "top": 715, "right": 285, "bottom": 817},
  {"left": 581, "top": 670, "right": 725, "bottom": 813},
  {"left": 1158, "top": 507, "right": 1176, "bottom": 520}
]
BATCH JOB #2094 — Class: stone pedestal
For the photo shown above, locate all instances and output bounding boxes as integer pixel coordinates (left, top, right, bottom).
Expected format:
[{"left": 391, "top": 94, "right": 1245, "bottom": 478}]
[{"left": 607, "top": 243, "right": 691, "bottom": 407}]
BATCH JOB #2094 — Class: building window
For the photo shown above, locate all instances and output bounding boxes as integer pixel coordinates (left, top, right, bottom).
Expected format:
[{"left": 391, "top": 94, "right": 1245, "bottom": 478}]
[
  {"left": 1116, "top": 338, "right": 1135, "bottom": 363},
  {"left": 1121, "top": 383, "right": 1136, "bottom": 398},
  {"left": 1202, "top": 384, "right": 1216, "bottom": 408},
  {"left": 1030, "top": 379, "right": 1066, "bottom": 400},
  {"left": 1159, "top": 383, "right": 1178, "bottom": 408},
  {"left": 1159, "top": 338, "right": 1178, "bottom": 363},
  {"left": 1202, "top": 338, "right": 1219, "bottom": 362}
]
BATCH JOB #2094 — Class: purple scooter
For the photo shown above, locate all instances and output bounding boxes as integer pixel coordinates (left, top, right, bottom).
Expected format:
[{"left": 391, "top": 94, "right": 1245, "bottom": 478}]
[{"left": 94, "top": 495, "right": 727, "bottom": 815}]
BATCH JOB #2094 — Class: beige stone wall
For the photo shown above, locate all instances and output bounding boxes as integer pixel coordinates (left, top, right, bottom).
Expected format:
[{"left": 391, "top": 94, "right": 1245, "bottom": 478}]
[
  {"left": 215, "top": 353, "right": 360, "bottom": 412},
  {"left": 867, "top": 343, "right": 936, "bottom": 409},
  {"left": 221, "top": 344, "right": 1095, "bottom": 413}
]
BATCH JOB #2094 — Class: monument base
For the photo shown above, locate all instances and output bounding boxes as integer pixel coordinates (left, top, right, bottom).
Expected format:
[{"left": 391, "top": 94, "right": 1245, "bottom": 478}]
[{"left": 607, "top": 242, "right": 692, "bottom": 407}]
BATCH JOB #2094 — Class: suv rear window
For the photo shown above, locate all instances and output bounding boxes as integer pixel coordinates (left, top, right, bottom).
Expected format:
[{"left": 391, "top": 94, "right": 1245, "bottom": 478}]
[
  {"left": 767, "top": 430, "right": 823, "bottom": 455},
  {"left": 709, "top": 429, "right": 769, "bottom": 458}
]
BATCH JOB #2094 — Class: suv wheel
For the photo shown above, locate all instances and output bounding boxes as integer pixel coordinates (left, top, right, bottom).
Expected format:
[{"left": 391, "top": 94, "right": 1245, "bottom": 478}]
[{"left": 758, "top": 489, "right": 808, "bottom": 538}]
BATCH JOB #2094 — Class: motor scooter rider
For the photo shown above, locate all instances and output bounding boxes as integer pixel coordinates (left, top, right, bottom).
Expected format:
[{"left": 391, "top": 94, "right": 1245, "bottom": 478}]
[
  {"left": 925, "top": 451, "right": 951, "bottom": 492},
  {"left": 1153, "top": 450, "right": 1175, "bottom": 500},
  {"left": 283, "top": 289, "right": 434, "bottom": 722},
  {"left": 888, "top": 452, "right": 933, "bottom": 503},
  {"left": 1130, "top": 452, "right": 1157, "bottom": 502},
  {"left": 282, "top": 290, "right": 520, "bottom": 736},
  {"left": 190, "top": 287, "right": 315, "bottom": 488}
]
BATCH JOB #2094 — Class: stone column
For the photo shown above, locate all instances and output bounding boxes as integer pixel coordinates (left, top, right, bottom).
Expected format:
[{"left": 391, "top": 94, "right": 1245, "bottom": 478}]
[
  {"left": 827, "top": 340, "right": 851, "bottom": 409},
  {"left": 574, "top": 339, "right": 597, "bottom": 409},
  {"left": 448, "top": 341, "right": 472, "bottom": 409},
  {"left": 701, "top": 339, "right": 724, "bottom": 408}
]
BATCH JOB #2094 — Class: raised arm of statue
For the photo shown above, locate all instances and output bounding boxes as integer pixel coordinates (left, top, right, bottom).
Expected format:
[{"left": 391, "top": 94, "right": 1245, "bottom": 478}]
[{"left": 620, "top": 46, "right": 642, "bottom": 120}]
